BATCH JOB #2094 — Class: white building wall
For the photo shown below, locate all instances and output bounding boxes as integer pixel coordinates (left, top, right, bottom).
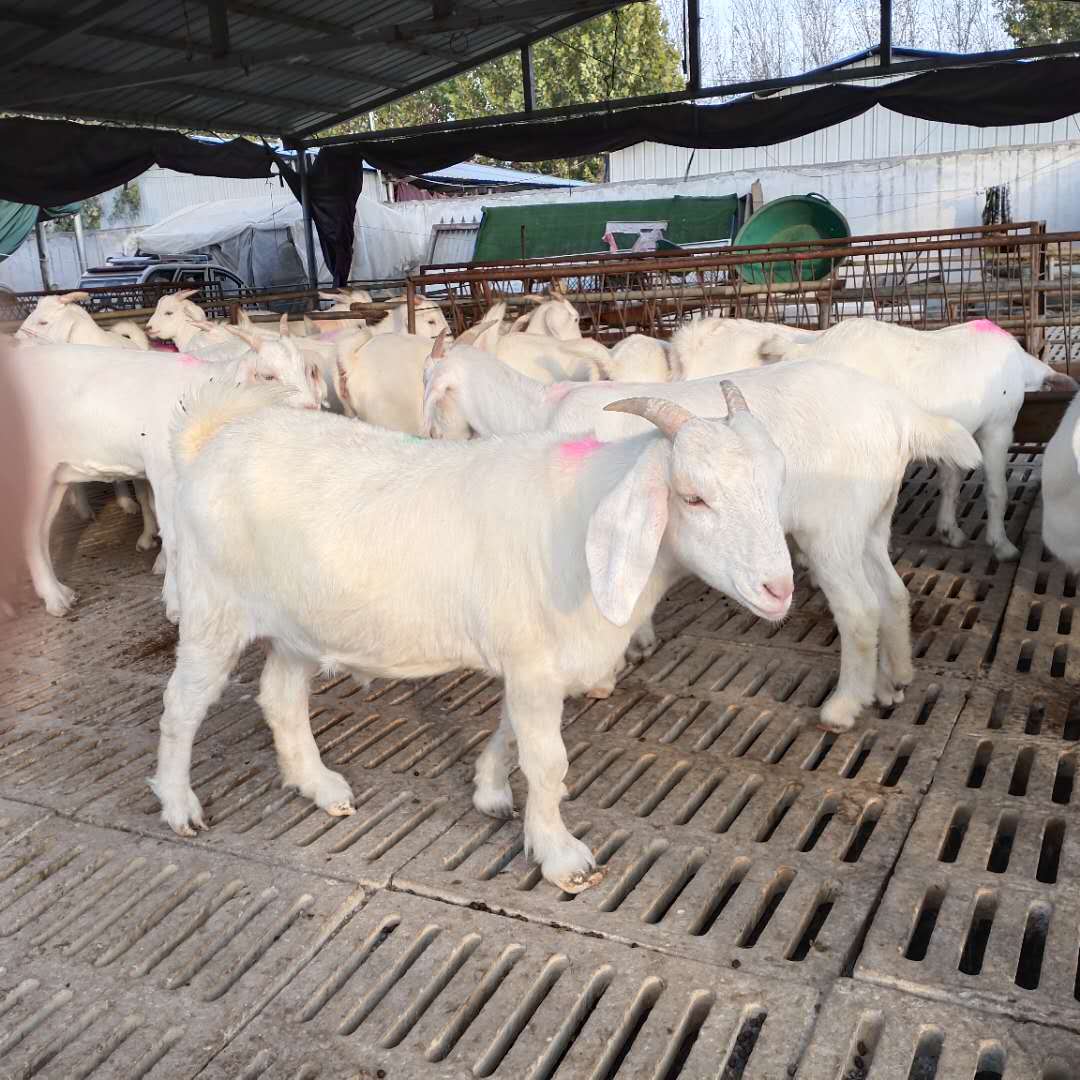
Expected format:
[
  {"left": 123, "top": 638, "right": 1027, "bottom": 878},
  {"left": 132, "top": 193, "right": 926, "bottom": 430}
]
[{"left": 609, "top": 108, "right": 1080, "bottom": 183}]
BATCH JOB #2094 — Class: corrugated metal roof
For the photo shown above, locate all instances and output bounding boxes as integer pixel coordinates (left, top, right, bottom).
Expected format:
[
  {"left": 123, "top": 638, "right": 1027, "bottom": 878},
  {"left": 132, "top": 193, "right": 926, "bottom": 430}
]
[{"left": 0, "top": 0, "right": 633, "bottom": 139}]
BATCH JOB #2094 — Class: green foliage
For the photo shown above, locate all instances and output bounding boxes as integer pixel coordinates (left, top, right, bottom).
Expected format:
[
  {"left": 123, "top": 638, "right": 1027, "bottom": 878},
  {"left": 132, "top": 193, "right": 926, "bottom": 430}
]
[
  {"left": 111, "top": 182, "right": 142, "bottom": 223},
  {"left": 998, "top": 0, "right": 1080, "bottom": 44},
  {"left": 324, "top": 4, "right": 684, "bottom": 181},
  {"left": 50, "top": 194, "right": 101, "bottom": 232}
]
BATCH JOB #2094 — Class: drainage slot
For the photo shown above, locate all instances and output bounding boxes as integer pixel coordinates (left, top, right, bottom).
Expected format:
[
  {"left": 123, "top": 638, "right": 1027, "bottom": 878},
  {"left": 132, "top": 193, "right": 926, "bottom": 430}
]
[
  {"left": 959, "top": 891, "right": 997, "bottom": 975},
  {"left": 714, "top": 776, "right": 761, "bottom": 834},
  {"left": 883, "top": 737, "right": 915, "bottom": 787},
  {"left": 737, "top": 868, "right": 794, "bottom": 949},
  {"left": 1026, "top": 703, "right": 1045, "bottom": 735},
  {"left": 966, "top": 742, "right": 993, "bottom": 788},
  {"left": 797, "top": 796, "right": 838, "bottom": 853},
  {"left": 1008, "top": 747, "right": 1034, "bottom": 796},
  {"left": 906, "top": 1027, "right": 943, "bottom": 1080},
  {"left": 1017, "top": 641, "right": 1034, "bottom": 673},
  {"left": 973, "top": 1044, "right": 1006, "bottom": 1080},
  {"left": 641, "top": 848, "right": 707, "bottom": 925},
  {"left": 1063, "top": 703, "right": 1080, "bottom": 741},
  {"left": 1027, "top": 602, "right": 1043, "bottom": 632},
  {"left": 718, "top": 1006, "right": 767, "bottom": 1080},
  {"left": 1061, "top": 605, "right": 1074, "bottom": 635},
  {"left": 598, "top": 840, "right": 668, "bottom": 913},
  {"left": 938, "top": 805, "right": 971, "bottom": 863},
  {"left": 426, "top": 943, "right": 525, "bottom": 1061},
  {"left": 915, "top": 685, "right": 941, "bottom": 726},
  {"left": 689, "top": 858, "right": 751, "bottom": 937},
  {"left": 803, "top": 731, "right": 837, "bottom": 772},
  {"left": 905, "top": 886, "right": 944, "bottom": 961},
  {"left": 590, "top": 977, "right": 663, "bottom": 1080},
  {"left": 842, "top": 733, "right": 876, "bottom": 779},
  {"left": 527, "top": 967, "right": 612, "bottom": 1080},
  {"left": 653, "top": 991, "right": 714, "bottom": 1080},
  {"left": 756, "top": 784, "right": 801, "bottom": 843},
  {"left": 840, "top": 1011, "right": 882, "bottom": 1080},
  {"left": 786, "top": 887, "right": 835, "bottom": 962},
  {"left": 1053, "top": 756, "right": 1075, "bottom": 804},
  {"left": 986, "top": 812, "right": 1017, "bottom": 873},
  {"left": 1037, "top": 819, "right": 1065, "bottom": 884},
  {"left": 472, "top": 954, "right": 568, "bottom": 1076},
  {"left": 1014, "top": 903, "right": 1051, "bottom": 991},
  {"left": 1052, "top": 644, "right": 1069, "bottom": 678},
  {"left": 842, "top": 800, "right": 882, "bottom": 864}
]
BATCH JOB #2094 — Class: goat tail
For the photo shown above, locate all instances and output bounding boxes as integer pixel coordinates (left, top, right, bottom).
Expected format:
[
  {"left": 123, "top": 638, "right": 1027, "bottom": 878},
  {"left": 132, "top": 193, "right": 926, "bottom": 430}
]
[
  {"left": 906, "top": 409, "right": 983, "bottom": 472},
  {"left": 171, "top": 381, "right": 287, "bottom": 469}
]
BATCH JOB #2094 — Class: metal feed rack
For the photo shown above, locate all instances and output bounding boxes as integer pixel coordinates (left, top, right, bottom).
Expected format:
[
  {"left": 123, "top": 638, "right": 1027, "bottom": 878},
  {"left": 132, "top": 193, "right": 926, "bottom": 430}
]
[{"left": 408, "top": 221, "right": 1080, "bottom": 369}]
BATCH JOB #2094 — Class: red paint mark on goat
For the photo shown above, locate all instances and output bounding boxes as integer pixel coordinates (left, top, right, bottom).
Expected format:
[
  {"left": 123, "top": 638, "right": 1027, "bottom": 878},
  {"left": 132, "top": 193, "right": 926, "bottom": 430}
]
[
  {"left": 970, "top": 318, "right": 1011, "bottom": 338},
  {"left": 559, "top": 436, "right": 604, "bottom": 464}
]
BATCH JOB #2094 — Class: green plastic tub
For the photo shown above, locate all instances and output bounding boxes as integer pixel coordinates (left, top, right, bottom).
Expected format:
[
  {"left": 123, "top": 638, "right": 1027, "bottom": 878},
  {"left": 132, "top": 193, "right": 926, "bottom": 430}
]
[{"left": 732, "top": 193, "right": 850, "bottom": 284}]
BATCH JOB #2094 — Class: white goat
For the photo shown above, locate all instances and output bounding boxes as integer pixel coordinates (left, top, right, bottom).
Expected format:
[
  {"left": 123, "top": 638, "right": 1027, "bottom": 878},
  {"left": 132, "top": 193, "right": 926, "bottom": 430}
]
[
  {"left": 424, "top": 344, "right": 983, "bottom": 729},
  {"left": 669, "top": 317, "right": 816, "bottom": 379},
  {"left": 599, "top": 335, "right": 672, "bottom": 382},
  {"left": 514, "top": 291, "right": 583, "bottom": 339},
  {"left": 156, "top": 377, "right": 792, "bottom": 893},
  {"left": 304, "top": 288, "right": 374, "bottom": 336},
  {"left": 145, "top": 290, "right": 250, "bottom": 360},
  {"left": 333, "top": 333, "right": 433, "bottom": 432},
  {"left": 460, "top": 302, "right": 606, "bottom": 383},
  {"left": 1041, "top": 391, "right": 1080, "bottom": 568},
  {"left": 9, "top": 334, "right": 325, "bottom": 619},
  {"left": 369, "top": 298, "right": 452, "bottom": 339},
  {"left": 785, "top": 318, "right": 1074, "bottom": 561},
  {"left": 17, "top": 294, "right": 158, "bottom": 541}
]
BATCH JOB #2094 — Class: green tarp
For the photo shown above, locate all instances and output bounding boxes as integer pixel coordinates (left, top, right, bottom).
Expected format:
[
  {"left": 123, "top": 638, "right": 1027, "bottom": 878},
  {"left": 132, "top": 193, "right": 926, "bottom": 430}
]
[
  {"left": 472, "top": 195, "right": 739, "bottom": 262},
  {"left": 0, "top": 200, "right": 81, "bottom": 259}
]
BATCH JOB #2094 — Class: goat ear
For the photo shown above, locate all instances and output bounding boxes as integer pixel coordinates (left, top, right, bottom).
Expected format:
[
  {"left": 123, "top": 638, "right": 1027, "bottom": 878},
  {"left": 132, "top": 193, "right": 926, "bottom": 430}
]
[
  {"left": 303, "top": 315, "right": 318, "bottom": 335},
  {"left": 586, "top": 441, "right": 669, "bottom": 626},
  {"left": 58, "top": 291, "right": 90, "bottom": 304},
  {"left": 279, "top": 314, "right": 290, "bottom": 337},
  {"left": 510, "top": 313, "right": 531, "bottom": 333},
  {"left": 224, "top": 325, "right": 261, "bottom": 351},
  {"left": 174, "top": 289, "right": 200, "bottom": 301},
  {"left": 333, "top": 358, "right": 355, "bottom": 416},
  {"left": 319, "top": 290, "right": 342, "bottom": 302},
  {"left": 235, "top": 353, "right": 259, "bottom": 383},
  {"left": 237, "top": 308, "right": 253, "bottom": 328}
]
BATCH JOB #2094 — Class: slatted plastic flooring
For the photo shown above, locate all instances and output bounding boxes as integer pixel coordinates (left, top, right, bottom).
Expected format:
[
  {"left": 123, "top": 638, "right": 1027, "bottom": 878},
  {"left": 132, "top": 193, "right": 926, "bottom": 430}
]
[{"left": 0, "top": 454, "right": 1076, "bottom": 1079}]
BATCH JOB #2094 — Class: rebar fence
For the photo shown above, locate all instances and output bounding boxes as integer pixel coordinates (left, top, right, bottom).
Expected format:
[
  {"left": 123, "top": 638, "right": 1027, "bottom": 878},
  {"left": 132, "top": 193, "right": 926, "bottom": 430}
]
[{"left": 410, "top": 222, "right": 1080, "bottom": 372}]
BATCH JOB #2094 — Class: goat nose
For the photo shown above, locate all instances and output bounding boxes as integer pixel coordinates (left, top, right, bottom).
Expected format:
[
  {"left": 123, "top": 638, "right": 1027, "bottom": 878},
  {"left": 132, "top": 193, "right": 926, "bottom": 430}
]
[{"left": 763, "top": 577, "right": 794, "bottom": 605}]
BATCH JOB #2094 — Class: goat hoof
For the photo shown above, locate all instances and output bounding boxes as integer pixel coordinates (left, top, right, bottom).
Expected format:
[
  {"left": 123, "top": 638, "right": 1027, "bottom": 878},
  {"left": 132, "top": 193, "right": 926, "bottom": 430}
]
[
  {"left": 819, "top": 694, "right": 861, "bottom": 732},
  {"left": 117, "top": 496, "right": 140, "bottom": 516},
  {"left": 993, "top": 539, "right": 1020, "bottom": 562},
  {"left": 938, "top": 526, "right": 966, "bottom": 548},
  {"left": 473, "top": 785, "right": 515, "bottom": 819},
  {"left": 159, "top": 788, "right": 207, "bottom": 836},
  {"left": 44, "top": 586, "right": 77, "bottom": 617},
  {"left": 326, "top": 801, "right": 355, "bottom": 817},
  {"left": 585, "top": 683, "right": 614, "bottom": 699},
  {"left": 555, "top": 866, "right": 606, "bottom": 894},
  {"left": 136, "top": 535, "right": 158, "bottom": 552},
  {"left": 875, "top": 677, "right": 906, "bottom": 707}
]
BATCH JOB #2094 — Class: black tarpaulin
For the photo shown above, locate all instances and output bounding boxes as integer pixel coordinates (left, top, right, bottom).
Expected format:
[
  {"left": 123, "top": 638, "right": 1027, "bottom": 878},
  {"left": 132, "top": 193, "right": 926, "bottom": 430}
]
[
  {"left": 348, "top": 57, "right": 1080, "bottom": 176},
  {"left": 0, "top": 118, "right": 276, "bottom": 206}
]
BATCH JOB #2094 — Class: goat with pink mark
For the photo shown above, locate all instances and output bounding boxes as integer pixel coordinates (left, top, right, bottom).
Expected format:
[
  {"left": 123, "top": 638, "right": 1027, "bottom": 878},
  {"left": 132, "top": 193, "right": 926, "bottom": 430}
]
[
  {"left": 155, "top": 376, "right": 791, "bottom": 893},
  {"left": 423, "top": 342, "right": 983, "bottom": 729},
  {"left": 7, "top": 334, "right": 325, "bottom": 620}
]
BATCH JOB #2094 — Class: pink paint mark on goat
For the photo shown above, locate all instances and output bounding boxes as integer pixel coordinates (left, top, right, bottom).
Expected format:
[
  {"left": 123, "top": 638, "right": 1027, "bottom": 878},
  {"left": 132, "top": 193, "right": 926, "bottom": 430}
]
[
  {"left": 176, "top": 353, "right": 202, "bottom": 367},
  {"left": 546, "top": 382, "right": 573, "bottom": 403},
  {"left": 559, "top": 436, "right": 604, "bottom": 464},
  {"left": 970, "top": 318, "right": 1011, "bottom": 338}
]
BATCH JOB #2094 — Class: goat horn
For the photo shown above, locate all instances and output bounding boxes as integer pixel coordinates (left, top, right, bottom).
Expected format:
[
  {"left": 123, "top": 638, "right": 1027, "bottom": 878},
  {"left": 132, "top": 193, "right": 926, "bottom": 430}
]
[
  {"left": 224, "top": 325, "right": 262, "bottom": 351},
  {"left": 431, "top": 330, "right": 448, "bottom": 359},
  {"left": 604, "top": 397, "right": 695, "bottom": 439},
  {"left": 58, "top": 290, "right": 90, "bottom": 304},
  {"left": 720, "top": 380, "right": 750, "bottom": 417}
]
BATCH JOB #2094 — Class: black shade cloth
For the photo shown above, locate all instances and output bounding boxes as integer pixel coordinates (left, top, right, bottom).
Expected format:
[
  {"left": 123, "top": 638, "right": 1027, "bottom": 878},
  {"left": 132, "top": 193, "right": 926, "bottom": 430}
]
[
  {"left": 0, "top": 118, "right": 276, "bottom": 206},
  {"left": 279, "top": 152, "right": 365, "bottom": 288},
  {"left": 348, "top": 57, "right": 1080, "bottom": 176}
]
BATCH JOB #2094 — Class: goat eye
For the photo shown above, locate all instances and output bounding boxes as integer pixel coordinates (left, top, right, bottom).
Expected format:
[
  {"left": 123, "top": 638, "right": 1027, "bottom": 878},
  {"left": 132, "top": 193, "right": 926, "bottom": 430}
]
[{"left": 682, "top": 494, "right": 705, "bottom": 507}]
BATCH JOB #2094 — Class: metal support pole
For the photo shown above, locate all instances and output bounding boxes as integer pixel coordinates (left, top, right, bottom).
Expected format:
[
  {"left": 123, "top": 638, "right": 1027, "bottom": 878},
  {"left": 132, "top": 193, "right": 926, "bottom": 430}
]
[
  {"left": 880, "top": 0, "right": 892, "bottom": 66},
  {"left": 686, "top": 0, "right": 702, "bottom": 91},
  {"left": 72, "top": 211, "right": 87, "bottom": 273},
  {"left": 34, "top": 220, "right": 51, "bottom": 291},
  {"left": 521, "top": 45, "right": 535, "bottom": 111},
  {"left": 297, "top": 146, "right": 319, "bottom": 291}
]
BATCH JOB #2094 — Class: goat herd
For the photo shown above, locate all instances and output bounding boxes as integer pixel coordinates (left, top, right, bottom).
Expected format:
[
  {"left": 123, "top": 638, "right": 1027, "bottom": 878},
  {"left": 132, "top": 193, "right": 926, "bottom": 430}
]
[{"left": 5, "top": 285, "right": 1080, "bottom": 893}]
